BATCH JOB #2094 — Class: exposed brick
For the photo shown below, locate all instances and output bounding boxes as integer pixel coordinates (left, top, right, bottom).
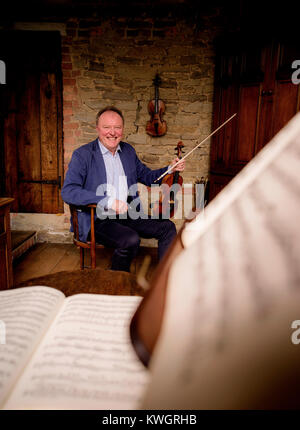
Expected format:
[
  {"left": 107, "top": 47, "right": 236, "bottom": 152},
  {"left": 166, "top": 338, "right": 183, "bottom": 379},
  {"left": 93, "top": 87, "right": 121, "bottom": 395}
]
[
  {"left": 62, "top": 63, "right": 73, "bottom": 70},
  {"left": 63, "top": 78, "right": 77, "bottom": 86},
  {"left": 72, "top": 70, "right": 82, "bottom": 77},
  {"left": 62, "top": 70, "right": 72, "bottom": 78},
  {"left": 64, "top": 122, "right": 79, "bottom": 130},
  {"left": 63, "top": 108, "right": 74, "bottom": 115},
  {"left": 63, "top": 93, "right": 77, "bottom": 102},
  {"left": 63, "top": 85, "right": 76, "bottom": 95},
  {"left": 63, "top": 129, "right": 74, "bottom": 137},
  {"left": 63, "top": 137, "right": 76, "bottom": 147},
  {"left": 62, "top": 54, "right": 72, "bottom": 63},
  {"left": 64, "top": 101, "right": 73, "bottom": 108}
]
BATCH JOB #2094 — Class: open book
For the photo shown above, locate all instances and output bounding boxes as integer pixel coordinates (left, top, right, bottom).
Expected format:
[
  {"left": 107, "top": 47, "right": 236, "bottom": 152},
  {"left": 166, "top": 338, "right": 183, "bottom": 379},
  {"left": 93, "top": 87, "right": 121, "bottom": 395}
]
[{"left": 0, "top": 286, "right": 148, "bottom": 410}]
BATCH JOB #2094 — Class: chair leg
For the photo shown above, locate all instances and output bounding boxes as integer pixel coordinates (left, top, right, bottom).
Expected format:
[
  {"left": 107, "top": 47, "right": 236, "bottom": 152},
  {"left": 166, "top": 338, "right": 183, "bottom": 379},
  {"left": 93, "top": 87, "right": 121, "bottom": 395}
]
[
  {"left": 90, "top": 206, "right": 96, "bottom": 269},
  {"left": 91, "top": 246, "right": 96, "bottom": 269},
  {"left": 80, "top": 247, "right": 84, "bottom": 270}
]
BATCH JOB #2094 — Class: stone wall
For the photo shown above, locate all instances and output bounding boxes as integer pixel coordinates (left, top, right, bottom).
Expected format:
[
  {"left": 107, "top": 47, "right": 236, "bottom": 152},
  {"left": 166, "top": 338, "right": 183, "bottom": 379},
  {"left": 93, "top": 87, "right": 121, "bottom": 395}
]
[
  {"left": 10, "top": 5, "right": 229, "bottom": 242},
  {"left": 62, "top": 15, "right": 217, "bottom": 182}
]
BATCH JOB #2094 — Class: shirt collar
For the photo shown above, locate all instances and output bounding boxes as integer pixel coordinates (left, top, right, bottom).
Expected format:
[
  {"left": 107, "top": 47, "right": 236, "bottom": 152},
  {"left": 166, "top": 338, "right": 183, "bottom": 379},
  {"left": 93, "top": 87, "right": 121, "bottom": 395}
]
[{"left": 98, "top": 139, "right": 122, "bottom": 155}]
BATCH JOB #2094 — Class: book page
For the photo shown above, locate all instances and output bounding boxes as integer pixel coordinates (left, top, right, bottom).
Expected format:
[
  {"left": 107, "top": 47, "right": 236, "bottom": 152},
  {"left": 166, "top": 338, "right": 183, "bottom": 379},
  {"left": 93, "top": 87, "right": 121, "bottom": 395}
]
[
  {"left": 142, "top": 113, "right": 300, "bottom": 409},
  {"left": 4, "top": 294, "right": 149, "bottom": 410},
  {"left": 0, "top": 286, "right": 65, "bottom": 408}
]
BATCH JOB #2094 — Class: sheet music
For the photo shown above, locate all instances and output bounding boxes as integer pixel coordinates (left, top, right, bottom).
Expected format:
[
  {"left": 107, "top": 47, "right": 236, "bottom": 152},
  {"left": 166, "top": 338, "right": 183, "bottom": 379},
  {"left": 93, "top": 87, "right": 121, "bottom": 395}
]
[
  {"left": 0, "top": 287, "right": 65, "bottom": 407},
  {"left": 142, "top": 112, "right": 300, "bottom": 409},
  {"left": 4, "top": 294, "right": 149, "bottom": 410}
]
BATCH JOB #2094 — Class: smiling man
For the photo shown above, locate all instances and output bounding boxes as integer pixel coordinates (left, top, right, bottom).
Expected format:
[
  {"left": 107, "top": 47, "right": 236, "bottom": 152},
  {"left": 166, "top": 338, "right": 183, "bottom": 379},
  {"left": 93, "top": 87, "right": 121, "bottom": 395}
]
[{"left": 61, "top": 106, "right": 185, "bottom": 272}]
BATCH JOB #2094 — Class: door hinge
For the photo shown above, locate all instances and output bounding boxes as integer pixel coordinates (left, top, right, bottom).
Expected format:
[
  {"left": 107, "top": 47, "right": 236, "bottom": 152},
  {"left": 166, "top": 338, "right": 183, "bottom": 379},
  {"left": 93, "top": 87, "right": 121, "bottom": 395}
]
[{"left": 19, "top": 177, "right": 61, "bottom": 188}]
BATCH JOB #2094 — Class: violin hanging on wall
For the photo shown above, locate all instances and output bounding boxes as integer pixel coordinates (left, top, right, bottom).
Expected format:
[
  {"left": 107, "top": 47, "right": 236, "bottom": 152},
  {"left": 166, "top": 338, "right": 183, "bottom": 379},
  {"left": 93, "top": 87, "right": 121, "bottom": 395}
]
[{"left": 146, "top": 74, "right": 167, "bottom": 137}]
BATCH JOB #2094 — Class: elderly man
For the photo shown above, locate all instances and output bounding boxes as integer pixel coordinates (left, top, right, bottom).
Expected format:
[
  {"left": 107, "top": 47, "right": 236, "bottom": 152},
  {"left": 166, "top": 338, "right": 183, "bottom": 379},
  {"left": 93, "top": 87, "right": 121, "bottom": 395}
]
[{"left": 61, "top": 106, "right": 185, "bottom": 272}]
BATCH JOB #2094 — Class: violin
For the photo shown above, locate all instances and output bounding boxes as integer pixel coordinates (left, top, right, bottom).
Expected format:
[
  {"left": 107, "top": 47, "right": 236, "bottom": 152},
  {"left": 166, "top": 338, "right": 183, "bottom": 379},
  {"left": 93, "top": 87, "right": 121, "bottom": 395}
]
[
  {"left": 146, "top": 74, "right": 167, "bottom": 137},
  {"left": 152, "top": 141, "right": 184, "bottom": 219},
  {"left": 130, "top": 216, "right": 191, "bottom": 366}
]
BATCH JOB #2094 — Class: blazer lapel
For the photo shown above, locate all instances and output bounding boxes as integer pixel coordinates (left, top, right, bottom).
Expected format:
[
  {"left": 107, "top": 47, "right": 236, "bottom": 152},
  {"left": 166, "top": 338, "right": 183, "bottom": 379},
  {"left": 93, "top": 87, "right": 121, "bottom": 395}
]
[
  {"left": 92, "top": 139, "right": 107, "bottom": 186},
  {"left": 118, "top": 142, "right": 133, "bottom": 188}
]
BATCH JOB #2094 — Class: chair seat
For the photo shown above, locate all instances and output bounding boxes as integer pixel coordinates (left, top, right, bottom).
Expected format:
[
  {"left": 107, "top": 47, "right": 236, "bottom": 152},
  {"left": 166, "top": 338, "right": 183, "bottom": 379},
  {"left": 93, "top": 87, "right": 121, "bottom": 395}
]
[{"left": 73, "top": 237, "right": 104, "bottom": 249}]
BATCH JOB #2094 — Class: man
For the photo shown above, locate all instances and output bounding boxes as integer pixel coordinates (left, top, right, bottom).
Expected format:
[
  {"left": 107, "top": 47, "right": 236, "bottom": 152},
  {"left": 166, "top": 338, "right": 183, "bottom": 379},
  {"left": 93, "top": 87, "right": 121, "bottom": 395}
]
[{"left": 61, "top": 106, "right": 185, "bottom": 272}]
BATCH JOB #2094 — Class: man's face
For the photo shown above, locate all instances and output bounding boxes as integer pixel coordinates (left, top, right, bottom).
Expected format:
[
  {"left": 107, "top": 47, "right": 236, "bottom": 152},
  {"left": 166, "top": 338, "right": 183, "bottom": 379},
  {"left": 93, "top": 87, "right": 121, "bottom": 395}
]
[{"left": 96, "top": 111, "right": 124, "bottom": 154}]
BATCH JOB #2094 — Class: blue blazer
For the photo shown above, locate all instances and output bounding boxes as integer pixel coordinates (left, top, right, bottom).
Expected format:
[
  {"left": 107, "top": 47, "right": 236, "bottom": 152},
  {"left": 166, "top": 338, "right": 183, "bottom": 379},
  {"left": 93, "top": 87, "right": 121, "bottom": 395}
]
[{"left": 61, "top": 139, "right": 169, "bottom": 242}]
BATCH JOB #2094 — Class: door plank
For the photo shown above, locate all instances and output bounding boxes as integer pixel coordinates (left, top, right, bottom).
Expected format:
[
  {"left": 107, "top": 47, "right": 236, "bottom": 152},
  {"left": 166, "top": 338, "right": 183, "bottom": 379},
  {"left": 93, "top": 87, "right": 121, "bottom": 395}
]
[
  {"left": 4, "top": 112, "right": 19, "bottom": 212},
  {"left": 235, "top": 84, "right": 260, "bottom": 163},
  {"left": 42, "top": 184, "right": 59, "bottom": 214},
  {"left": 40, "top": 72, "right": 58, "bottom": 181},
  {"left": 273, "top": 82, "right": 299, "bottom": 135},
  {"left": 17, "top": 70, "right": 41, "bottom": 182},
  {"left": 1, "top": 31, "right": 63, "bottom": 214}
]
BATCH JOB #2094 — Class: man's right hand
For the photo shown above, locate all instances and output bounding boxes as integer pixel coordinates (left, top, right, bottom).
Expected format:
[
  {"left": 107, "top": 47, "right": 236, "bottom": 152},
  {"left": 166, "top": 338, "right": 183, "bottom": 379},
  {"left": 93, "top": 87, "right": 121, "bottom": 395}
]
[{"left": 111, "top": 199, "right": 128, "bottom": 214}]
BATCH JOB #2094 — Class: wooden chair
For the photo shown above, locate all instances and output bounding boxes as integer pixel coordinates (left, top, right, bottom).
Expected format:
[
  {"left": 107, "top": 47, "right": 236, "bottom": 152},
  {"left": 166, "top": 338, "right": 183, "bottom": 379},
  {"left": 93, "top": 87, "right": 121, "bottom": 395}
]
[{"left": 69, "top": 204, "right": 104, "bottom": 270}]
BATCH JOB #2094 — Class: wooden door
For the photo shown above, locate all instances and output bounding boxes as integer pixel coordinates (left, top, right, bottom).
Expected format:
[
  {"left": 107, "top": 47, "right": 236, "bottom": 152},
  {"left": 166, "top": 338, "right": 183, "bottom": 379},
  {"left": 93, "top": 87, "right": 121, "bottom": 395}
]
[
  {"left": 209, "top": 33, "right": 300, "bottom": 201},
  {"left": 0, "top": 31, "right": 63, "bottom": 213}
]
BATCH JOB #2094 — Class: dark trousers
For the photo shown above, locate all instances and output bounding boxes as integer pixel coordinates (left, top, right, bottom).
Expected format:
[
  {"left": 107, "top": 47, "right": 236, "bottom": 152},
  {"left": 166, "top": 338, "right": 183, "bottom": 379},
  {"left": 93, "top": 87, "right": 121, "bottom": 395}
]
[{"left": 93, "top": 217, "right": 177, "bottom": 272}]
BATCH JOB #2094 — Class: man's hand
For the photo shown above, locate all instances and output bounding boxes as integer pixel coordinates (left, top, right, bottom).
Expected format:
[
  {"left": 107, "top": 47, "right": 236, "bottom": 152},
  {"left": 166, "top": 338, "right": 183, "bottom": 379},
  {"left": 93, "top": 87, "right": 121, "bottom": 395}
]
[
  {"left": 170, "top": 157, "right": 185, "bottom": 173},
  {"left": 111, "top": 199, "right": 128, "bottom": 214}
]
